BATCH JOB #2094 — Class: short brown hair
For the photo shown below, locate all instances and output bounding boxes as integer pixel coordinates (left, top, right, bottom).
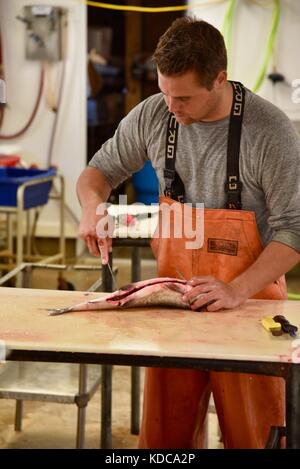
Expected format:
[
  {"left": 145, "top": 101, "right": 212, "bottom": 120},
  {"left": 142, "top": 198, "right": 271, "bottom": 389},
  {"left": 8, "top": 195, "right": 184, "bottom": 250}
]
[{"left": 153, "top": 17, "right": 227, "bottom": 90}]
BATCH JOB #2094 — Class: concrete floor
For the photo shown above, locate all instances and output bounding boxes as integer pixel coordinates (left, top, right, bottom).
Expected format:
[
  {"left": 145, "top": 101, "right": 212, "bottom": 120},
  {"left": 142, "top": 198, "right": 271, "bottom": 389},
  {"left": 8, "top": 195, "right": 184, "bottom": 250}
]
[
  {"left": 0, "top": 253, "right": 299, "bottom": 449},
  {"left": 0, "top": 364, "right": 221, "bottom": 449}
]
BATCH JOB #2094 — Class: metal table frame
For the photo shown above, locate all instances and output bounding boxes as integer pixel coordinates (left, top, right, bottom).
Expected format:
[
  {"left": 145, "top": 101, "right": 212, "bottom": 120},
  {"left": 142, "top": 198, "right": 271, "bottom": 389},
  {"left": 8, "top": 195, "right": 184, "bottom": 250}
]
[
  {"left": 0, "top": 262, "right": 109, "bottom": 448},
  {"left": 98, "top": 203, "right": 159, "bottom": 446},
  {"left": 101, "top": 238, "right": 150, "bottom": 448},
  {"left": 6, "top": 346, "right": 300, "bottom": 449},
  {"left": 0, "top": 173, "right": 65, "bottom": 275},
  {"left": 0, "top": 360, "right": 101, "bottom": 449},
  {"left": 0, "top": 254, "right": 142, "bottom": 450}
]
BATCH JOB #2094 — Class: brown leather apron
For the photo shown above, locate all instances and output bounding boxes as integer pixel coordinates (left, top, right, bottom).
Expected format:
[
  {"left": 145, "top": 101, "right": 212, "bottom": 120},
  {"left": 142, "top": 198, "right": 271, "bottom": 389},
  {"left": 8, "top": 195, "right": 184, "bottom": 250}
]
[{"left": 138, "top": 82, "right": 287, "bottom": 449}]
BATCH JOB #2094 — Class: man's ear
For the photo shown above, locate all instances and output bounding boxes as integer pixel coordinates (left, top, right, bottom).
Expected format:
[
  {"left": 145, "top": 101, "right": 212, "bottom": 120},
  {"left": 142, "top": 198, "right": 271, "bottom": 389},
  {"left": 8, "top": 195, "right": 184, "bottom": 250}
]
[{"left": 214, "top": 71, "right": 227, "bottom": 90}]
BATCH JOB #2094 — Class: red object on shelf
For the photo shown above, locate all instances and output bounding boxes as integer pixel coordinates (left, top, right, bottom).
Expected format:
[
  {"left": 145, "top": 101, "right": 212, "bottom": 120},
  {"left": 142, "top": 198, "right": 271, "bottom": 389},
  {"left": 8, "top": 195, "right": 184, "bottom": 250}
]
[{"left": 0, "top": 155, "right": 21, "bottom": 167}]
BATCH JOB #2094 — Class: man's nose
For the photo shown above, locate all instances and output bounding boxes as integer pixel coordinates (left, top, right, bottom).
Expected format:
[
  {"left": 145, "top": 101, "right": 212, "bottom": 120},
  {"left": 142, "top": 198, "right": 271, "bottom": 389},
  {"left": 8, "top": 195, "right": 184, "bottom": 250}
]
[{"left": 167, "top": 97, "right": 179, "bottom": 113}]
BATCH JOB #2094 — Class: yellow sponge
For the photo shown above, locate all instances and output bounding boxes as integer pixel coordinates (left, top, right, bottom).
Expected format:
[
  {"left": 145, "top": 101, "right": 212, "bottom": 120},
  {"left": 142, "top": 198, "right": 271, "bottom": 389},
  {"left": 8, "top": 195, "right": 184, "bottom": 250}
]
[{"left": 261, "top": 316, "right": 282, "bottom": 336}]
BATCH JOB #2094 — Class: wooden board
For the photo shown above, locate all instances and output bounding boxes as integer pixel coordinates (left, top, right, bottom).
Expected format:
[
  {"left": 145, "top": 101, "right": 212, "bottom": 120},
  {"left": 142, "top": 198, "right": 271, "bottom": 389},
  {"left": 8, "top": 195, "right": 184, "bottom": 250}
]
[{"left": 0, "top": 287, "right": 300, "bottom": 363}]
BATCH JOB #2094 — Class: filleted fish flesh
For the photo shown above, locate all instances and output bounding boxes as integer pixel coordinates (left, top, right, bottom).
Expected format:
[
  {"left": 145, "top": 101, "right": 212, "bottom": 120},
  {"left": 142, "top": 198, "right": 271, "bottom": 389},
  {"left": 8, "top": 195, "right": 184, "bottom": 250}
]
[{"left": 48, "top": 277, "right": 194, "bottom": 316}]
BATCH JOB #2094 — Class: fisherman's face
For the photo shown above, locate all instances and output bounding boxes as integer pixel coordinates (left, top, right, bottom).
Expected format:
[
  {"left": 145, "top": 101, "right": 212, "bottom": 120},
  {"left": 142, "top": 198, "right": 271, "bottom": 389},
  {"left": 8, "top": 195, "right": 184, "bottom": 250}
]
[{"left": 158, "top": 69, "right": 224, "bottom": 125}]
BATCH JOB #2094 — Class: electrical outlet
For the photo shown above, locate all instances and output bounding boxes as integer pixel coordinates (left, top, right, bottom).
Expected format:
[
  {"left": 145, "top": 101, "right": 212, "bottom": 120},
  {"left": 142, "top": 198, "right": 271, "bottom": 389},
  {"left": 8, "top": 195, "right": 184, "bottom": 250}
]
[{"left": 19, "top": 5, "right": 67, "bottom": 62}]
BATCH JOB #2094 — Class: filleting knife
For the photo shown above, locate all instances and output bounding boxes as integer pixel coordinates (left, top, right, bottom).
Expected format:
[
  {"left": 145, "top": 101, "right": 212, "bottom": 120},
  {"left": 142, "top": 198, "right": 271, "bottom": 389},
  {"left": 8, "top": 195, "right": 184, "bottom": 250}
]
[{"left": 106, "top": 260, "right": 119, "bottom": 291}]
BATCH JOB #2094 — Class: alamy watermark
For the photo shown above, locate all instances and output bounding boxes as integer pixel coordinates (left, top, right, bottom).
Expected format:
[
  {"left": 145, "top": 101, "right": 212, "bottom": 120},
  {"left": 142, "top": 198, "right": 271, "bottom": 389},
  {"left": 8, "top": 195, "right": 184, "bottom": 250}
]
[
  {"left": 95, "top": 195, "right": 204, "bottom": 250},
  {"left": 291, "top": 79, "right": 300, "bottom": 104},
  {"left": 0, "top": 340, "right": 6, "bottom": 363},
  {"left": 291, "top": 338, "right": 300, "bottom": 364}
]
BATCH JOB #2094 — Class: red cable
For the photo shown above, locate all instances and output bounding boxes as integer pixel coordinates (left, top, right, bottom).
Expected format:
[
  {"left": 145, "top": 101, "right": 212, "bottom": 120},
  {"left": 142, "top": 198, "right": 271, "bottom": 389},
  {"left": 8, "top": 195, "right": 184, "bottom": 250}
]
[
  {"left": 0, "top": 27, "right": 4, "bottom": 129},
  {"left": 0, "top": 65, "right": 45, "bottom": 140},
  {"left": 0, "top": 107, "right": 4, "bottom": 129}
]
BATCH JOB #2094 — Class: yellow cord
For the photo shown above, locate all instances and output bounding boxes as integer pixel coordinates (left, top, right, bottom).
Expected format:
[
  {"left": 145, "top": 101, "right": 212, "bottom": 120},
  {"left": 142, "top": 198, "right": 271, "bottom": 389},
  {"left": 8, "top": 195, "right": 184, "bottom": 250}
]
[{"left": 84, "top": 0, "right": 226, "bottom": 13}]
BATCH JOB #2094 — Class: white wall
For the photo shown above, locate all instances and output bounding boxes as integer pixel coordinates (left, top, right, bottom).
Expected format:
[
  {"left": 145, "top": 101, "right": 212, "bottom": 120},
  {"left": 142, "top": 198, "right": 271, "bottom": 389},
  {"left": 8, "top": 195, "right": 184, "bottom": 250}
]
[
  {"left": 0, "top": 0, "right": 87, "bottom": 237},
  {"left": 188, "top": 0, "right": 300, "bottom": 123}
]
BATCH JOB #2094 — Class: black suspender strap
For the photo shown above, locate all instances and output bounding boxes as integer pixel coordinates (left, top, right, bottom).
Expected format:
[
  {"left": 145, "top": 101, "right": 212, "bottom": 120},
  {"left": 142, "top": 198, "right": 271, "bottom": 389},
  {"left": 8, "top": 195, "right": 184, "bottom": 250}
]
[
  {"left": 163, "top": 114, "right": 185, "bottom": 203},
  {"left": 224, "top": 81, "right": 245, "bottom": 210},
  {"left": 163, "top": 81, "right": 245, "bottom": 208}
]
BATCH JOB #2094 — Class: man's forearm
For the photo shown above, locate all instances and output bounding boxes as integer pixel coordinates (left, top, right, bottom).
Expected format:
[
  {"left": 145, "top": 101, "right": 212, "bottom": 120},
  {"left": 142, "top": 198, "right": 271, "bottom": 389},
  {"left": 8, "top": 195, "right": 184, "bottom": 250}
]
[
  {"left": 77, "top": 166, "right": 113, "bottom": 262},
  {"left": 76, "top": 166, "right": 112, "bottom": 211},
  {"left": 230, "top": 240, "right": 300, "bottom": 298}
]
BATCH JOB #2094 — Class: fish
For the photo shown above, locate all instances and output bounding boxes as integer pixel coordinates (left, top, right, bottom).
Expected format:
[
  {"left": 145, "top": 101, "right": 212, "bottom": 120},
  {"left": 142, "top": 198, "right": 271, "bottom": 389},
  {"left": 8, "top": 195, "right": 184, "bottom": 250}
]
[{"left": 47, "top": 277, "right": 194, "bottom": 316}]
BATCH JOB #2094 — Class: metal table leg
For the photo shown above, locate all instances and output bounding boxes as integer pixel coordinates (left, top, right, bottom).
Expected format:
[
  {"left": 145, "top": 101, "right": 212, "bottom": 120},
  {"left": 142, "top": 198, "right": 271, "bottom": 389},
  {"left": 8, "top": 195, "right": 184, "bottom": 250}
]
[
  {"left": 101, "top": 253, "right": 113, "bottom": 448},
  {"left": 76, "top": 364, "right": 88, "bottom": 449},
  {"left": 22, "top": 264, "right": 32, "bottom": 288},
  {"left": 16, "top": 202, "right": 24, "bottom": 288},
  {"left": 131, "top": 246, "right": 141, "bottom": 283},
  {"left": 100, "top": 247, "right": 142, "bottom": 443},
  {"left": 101, "top": 364, "right": 112, "bottom": 449},
  {"left": 131, "top": 247, "right": 141, "bottom": 435},
  {"left": 15, "top": 400, "right": 23, "bottom": 431},
  {"left": 286, "top": 363, "right": 300, "bottom": 448},
  {"left": 26, "top": 210, "right": 31, "bottom": 257},
  {"left": 131, "top": 367, "right": 140, "bottom": 435}
]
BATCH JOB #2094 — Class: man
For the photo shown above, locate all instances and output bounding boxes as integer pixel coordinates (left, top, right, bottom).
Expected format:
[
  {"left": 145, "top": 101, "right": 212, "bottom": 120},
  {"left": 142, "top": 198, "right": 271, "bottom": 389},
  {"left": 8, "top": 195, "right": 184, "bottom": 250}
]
[{"left": 77, "top": 17, "right": 300, "bottom": 448}]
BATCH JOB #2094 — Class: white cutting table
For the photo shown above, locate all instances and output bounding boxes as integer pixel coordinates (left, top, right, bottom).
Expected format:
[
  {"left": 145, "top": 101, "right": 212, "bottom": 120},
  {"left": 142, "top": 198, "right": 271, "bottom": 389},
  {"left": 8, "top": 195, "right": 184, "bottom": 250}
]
[{"left": 1, "top": 287, "right": 300, "bottom": 448}]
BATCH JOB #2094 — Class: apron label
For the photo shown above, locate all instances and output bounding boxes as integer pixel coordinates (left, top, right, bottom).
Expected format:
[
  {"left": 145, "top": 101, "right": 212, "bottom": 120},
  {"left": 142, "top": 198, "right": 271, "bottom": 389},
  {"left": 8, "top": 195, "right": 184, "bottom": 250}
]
[{"left": 208, "top": 238, "right": 238, "bottom": 256}]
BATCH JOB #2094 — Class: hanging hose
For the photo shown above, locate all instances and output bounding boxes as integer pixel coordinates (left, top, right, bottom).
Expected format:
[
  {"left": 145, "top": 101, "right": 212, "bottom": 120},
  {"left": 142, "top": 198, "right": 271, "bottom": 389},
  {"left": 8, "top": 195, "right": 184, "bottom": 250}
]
[
  {"left": 222, "top": 0, "right": 280, "bottom": 92},
  {"left": 222, "top": 0, "right": 235, "bottom": 79},
  {"left": 288, "top": 292, "right": 300, "bottom": 300},
  {"left": 0, "top": 26, "right": 4, "bottom": 129},
  {"left": 30, "top": 57, "right": 80, "bottom": 257},
  {"left": 0, "top": 64, "right": 45, "bottom": 140},
  {"left": 46, "top": 60, "right": 66, "bottom": 167},
  {"left": 0, "top": 102, "right": 3, "bottom": 128},
  {"left": 0, "top": 10, "right": 80, "bottom": 263},
  {"left": 45, "top": 53, "right": 80, "bottom": 226},
  {"left": 252, "top": 0, "right": 280, "bottom": 92}
]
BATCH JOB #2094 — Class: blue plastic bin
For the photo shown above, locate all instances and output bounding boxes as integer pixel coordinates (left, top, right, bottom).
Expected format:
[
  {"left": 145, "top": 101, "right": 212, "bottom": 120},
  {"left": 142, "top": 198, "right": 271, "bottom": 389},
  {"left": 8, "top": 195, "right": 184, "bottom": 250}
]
[
  {"left": 0, "top": 167, "right": 56, "bottom": 209},
  {"left": 132, "top": 161, "right": 158, "bottom": 204}
]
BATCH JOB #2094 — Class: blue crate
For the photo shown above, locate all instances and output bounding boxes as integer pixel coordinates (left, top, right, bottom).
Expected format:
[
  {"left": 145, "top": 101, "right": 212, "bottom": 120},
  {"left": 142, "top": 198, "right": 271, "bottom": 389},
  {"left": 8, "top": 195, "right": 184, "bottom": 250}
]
[{"left": 0, "top": 167, "right": 56, "bottom": 209}]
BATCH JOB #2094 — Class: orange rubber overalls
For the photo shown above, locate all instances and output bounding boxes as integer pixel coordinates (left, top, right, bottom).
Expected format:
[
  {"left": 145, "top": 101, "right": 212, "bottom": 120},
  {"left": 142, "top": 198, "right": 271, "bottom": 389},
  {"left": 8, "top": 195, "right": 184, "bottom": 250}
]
[{"left": 138, "top": 82, "right": 287, "bottom": 449}]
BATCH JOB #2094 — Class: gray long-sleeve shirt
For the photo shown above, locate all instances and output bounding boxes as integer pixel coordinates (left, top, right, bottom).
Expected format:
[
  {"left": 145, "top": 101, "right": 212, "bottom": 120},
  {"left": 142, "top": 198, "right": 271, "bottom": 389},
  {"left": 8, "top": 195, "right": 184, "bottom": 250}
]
[{"left": 89, "top": 89, "right": 300, "bottom": 252}]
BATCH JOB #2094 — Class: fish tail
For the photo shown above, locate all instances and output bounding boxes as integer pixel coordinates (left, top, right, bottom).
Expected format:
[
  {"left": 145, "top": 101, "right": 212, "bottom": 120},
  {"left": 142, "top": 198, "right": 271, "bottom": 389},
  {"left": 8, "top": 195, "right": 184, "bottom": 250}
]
[{"left": 47, "top": 307, "right": 74, "bottom": 316}]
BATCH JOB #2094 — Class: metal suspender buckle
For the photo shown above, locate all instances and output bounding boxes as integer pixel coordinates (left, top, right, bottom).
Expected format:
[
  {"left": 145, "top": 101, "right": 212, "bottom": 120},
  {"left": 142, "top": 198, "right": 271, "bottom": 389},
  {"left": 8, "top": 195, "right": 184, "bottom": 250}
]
[
  {"left": 229, "top": 174, "right": 238, "bottom": 191},
  {"left": 224, "top": 175, "right": 243, "bottom": 193}
]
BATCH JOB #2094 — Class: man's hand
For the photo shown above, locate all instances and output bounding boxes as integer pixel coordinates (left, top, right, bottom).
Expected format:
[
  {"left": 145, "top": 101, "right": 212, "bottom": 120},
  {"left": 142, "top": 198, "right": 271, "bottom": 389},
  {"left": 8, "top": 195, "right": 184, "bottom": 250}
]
[
  {"left": 182, "top": 243, "right": 300, "bottom": 311},
  {"left": 79, "top": 207, "right": 114, "bottom": 264},
  {"left": 182, "top": 276, "right": 247, "bottom": 312},
  {"left": 76, "top": 167, "right": 113, "bottom": 265}
]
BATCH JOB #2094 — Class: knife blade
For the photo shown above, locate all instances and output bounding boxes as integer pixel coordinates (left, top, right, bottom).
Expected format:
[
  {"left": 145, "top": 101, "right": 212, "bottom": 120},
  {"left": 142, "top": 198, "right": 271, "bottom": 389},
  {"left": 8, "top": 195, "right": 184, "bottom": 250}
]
[{"left": 106, "top": 261, "right": 119, "bottom": 291}]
